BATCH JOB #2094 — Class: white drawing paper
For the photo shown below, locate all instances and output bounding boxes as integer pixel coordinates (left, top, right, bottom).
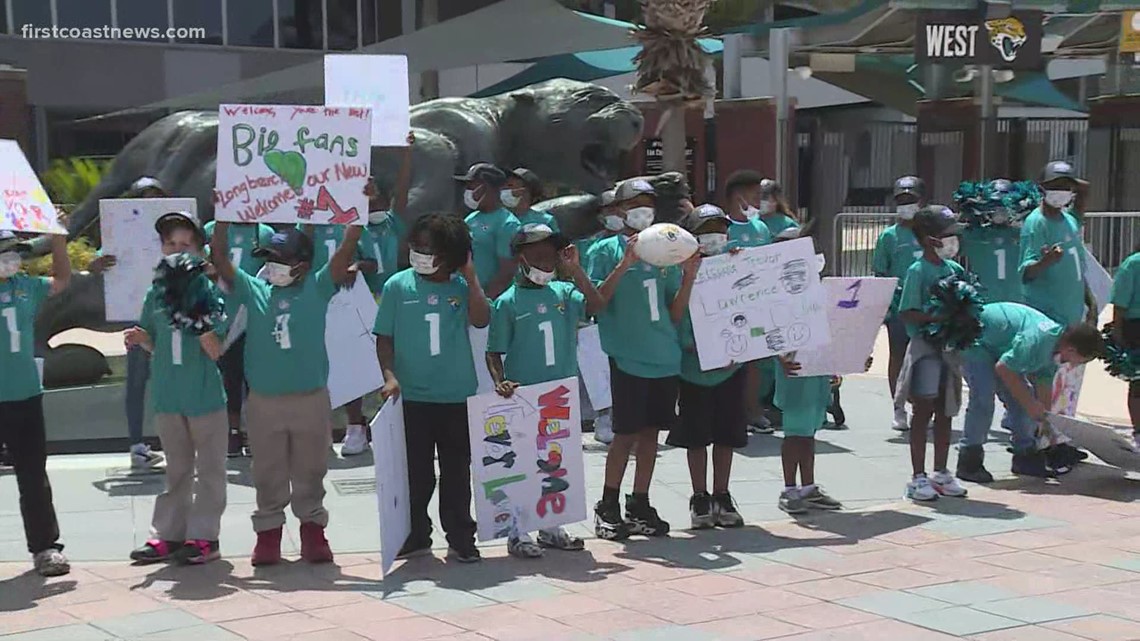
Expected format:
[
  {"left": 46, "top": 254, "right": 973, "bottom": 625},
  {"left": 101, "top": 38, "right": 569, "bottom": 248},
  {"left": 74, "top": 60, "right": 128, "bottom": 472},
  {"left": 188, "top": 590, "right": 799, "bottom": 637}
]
[
  {"left": 796, "top": 277, "right": 897, "bottom": 377},
  {"left": 371, "top": 396, "right": 410, "bottom": 576},
  {"left": 575, "top": 324, "right": 612, "bottom": 411},
  {"left": 325, "top": 273, "right": 383, "bottom": 409},
  {"left": 324, "top": 54, "right": 410, "bottom": 147}
]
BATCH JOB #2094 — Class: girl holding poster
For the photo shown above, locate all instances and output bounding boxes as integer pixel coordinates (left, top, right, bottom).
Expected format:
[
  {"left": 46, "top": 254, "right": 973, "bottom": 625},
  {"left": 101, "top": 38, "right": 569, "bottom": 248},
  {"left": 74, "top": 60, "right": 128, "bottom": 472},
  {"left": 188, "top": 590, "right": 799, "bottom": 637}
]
[{"left": 485, "top": 223, "right": 604, "bottom": 558}]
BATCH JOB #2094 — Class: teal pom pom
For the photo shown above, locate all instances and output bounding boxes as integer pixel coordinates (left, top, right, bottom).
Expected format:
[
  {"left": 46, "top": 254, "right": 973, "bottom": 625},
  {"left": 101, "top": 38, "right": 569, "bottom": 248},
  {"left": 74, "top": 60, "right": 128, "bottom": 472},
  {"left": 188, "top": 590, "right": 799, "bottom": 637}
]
[
  {"left": 919, "top": 274, "right": 986, "bottom": 351},
  {"left": 1102, "top": 323, "right": 1140, "bottom": 381},
  {"left": 152, "top": 253, "right": 226, "bottom": 335}
]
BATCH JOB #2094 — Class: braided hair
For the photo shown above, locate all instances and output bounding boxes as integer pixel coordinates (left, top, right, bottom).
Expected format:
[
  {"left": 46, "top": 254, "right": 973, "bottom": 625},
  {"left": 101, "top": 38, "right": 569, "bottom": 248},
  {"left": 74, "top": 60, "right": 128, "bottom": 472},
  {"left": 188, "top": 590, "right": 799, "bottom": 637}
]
[{"left": 410, "top": 214, "right": 472, "bottom": 274}]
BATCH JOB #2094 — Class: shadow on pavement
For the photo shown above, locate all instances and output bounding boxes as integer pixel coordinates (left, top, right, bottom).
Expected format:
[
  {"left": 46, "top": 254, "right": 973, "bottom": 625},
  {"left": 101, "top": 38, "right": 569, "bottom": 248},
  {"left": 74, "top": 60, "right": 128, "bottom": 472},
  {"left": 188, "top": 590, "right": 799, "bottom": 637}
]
[
  {"left": 989, "top": 461, "right": 1140, "bottom": 503},
  {"left": 0, "top": 573, "right": 78, "bottom": 612}
]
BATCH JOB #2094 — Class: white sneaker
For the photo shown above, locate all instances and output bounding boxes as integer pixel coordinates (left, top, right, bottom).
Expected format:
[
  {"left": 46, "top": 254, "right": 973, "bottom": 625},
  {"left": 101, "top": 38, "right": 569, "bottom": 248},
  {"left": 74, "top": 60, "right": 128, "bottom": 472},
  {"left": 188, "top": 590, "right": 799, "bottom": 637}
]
[
  {"left": 1132, "top": 432, "right": 1140, "bottom": 453},
  {"left": 931, "top": 470, "right": 968, "bottom": 497},
  {"left": 593, "top": 412, "right": 614, "bottom": 445},
  {"left": 906, "top": 476, "right": 938, "bottom": 502},
  {"left": 340, "top": 424, "right": 369, "bottom": 456},
  {"left": 130, "top": 444, "right": 163, "bottom": 468},
  {"left": 892, "top": 406, "right": 910, "bottom": 432}
]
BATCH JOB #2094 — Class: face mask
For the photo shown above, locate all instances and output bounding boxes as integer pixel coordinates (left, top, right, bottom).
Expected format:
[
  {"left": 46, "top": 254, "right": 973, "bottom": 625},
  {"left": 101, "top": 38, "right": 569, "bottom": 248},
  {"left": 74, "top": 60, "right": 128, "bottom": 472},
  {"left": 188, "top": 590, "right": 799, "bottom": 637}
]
[
  {"left": 264, "top": 262, "right": 295, "bottom": 287},
  {"left": 521, "top": 261, "right": 555, "bottom": 286},
  {"left": 759, "top": 200, "right": 776, "bottom": 216},
  {"left": 625, "top": 207, "right": 654, "bottom": 231},
  {"left": 697, "top": 233, "right": 728, "bottom": 256},
  {"left": 897, "top": 203, "right": 920, "bottom": 220},
  {"left": 1044, "top": 190, "right": 1073, "bottom": 208},
  {"left": 990, "top": 210, "right": 1010, "bottom": 226},
  {"left": 368, "top": 210, "right": 390, "bottom": 225},
  {"left": 409, "top": 249, "right": 438, "bottom": 275},
  {"left": 602, "top": 214, "right": 625, "bottom": 232},
  {"left": 463, "top": 188, "right": 481, "bottom": 210},
  {"left": 0, "top": 252, "right": 20, "bottom": 278},
  {"left": 741, "top": 200, "right": 760, "bottom": 219},
  {"left": 935, "top": 236, "right": 960, "bottom": 259},
  {"left": 500, "top": 190, "right": 521, "bottom": 209}
]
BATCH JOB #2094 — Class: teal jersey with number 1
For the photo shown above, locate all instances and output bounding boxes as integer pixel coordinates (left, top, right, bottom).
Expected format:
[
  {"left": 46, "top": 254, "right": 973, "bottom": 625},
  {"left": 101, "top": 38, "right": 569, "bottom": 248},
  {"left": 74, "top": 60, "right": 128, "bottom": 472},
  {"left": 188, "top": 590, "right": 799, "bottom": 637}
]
[
  {"left": 466, "top": 208, "right": 521, "bottom": 286},
  {"left": 1018, "top": 207, "right": 1086, "bottom": 327},
  {"left": 203, "top": 221, "right": 275, "bottom": 275},
  {"left": 297, "top": 224, "right": 377, "bottom": 269},
  {"left": 487, "top": 280, "right": 586, "bottom": 386},
  {"left": 0, "top": 274, "right": 50, "bottom": 403},
  {"left": 138, "top": 286, "right": 228, "bottom": 417},
  {"left": 364, "top": 211, "right": 406, "bottom": 294},
  {"left": 961, "top": 226, "right": 1022, "bottom": 304}
]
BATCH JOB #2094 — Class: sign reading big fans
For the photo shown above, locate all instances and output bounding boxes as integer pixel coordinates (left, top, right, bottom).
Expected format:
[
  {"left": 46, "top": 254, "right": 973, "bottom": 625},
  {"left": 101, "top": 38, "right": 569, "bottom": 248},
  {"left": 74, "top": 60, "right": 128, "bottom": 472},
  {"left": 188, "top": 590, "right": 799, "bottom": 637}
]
[{"left": 214, "top": 105, "right": 371, "bottom": 226}]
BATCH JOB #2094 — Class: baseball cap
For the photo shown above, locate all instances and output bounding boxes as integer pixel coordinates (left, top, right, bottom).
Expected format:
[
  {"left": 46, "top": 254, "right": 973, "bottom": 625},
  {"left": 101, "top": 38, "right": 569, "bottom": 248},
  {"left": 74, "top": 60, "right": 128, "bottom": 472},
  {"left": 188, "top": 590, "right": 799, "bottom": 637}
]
[
  {"left": 893, "top": 175, "right": 925, "bottom": 200},
  {"left": 252, "top": 228, "right": 315, "bottom": 264},
  {"left": 682, "top": 204, "right": 728, "bottom": 233},
  {"left": 913, "top": 205, "right": 965, "bottom": 238},
  {"left": 454, "top": 163, "right": 508, "bottom": 188},
  {"left": 613, "top": 178, "right": 655, "bottom": 203},
  {"left": 510, "top": 223, "right": 567, "bottom": 254},
  {"left": 1040, "top": 160, "right": 1086, "bottom": 187},
  {"left": 600, "top": 189, "right": 617, "bottom": 207},
  {"left": 760, "top": 179, "right": 782, "bottom": 197},
  {"left": 128, "top": 176, "right": 167, "bottom": 197},
  {"left": 511, "top": 168, "right": 543, "bottom": 199},
  {"left": 154, "top": 211, "right": 203, "bottom": 244}
]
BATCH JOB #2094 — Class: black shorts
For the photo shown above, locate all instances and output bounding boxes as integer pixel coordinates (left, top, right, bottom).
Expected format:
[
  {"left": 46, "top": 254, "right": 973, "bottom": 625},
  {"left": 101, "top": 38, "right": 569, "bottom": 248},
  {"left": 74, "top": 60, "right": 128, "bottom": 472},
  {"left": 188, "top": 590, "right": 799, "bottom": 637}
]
[
  {"left": 609, "top": 359, "right": 678, "bottom": 435},
  {"left": 668, "top": 369, "right": 748, "bottom": 449},
  {"left": 1124, "top": 320, "right": 1140, "bottom": 399}
]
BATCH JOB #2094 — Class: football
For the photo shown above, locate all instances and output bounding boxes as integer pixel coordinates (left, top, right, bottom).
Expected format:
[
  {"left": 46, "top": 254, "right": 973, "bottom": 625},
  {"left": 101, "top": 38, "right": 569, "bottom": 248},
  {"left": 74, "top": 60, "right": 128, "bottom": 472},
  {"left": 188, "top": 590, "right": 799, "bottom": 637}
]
[{"left": 635, "top": 223, "right": 699, "bottom": 267}]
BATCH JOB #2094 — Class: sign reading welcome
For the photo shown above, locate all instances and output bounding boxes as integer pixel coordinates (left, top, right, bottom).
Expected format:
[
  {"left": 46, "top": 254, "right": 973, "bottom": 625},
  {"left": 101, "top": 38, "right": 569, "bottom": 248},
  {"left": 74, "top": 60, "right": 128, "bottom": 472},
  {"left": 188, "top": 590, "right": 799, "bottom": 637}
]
[{"left": 917, "top": 10, "right": 1043, "bottom": 69}]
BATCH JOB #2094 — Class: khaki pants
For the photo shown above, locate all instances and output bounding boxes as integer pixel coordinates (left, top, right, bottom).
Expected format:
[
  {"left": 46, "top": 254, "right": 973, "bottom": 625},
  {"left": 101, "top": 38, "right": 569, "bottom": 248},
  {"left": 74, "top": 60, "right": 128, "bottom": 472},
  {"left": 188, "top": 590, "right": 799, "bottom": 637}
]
[
  {"left": 151, "top": 410, "right": 229, "bottom": 541},
  {"left": 246, "top": 388, "right": 332, "bottom": 533}
]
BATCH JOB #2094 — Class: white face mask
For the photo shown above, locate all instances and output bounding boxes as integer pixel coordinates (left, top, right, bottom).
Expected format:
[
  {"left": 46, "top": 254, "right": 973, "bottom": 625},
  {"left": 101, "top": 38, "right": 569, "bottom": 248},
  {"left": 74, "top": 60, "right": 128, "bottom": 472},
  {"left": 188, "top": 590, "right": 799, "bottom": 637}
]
[
  {"left": 522, "top": 262, "right": 555, "bottom": 286},
  {"left": 625, "top": 207, "right": 654, "bottom": 231},
  {"left": 740, "top": 200, "right": 761, "bottom": 220},
  {"left": 0, "top": 252, "right": 20, "bottom": 278},
  {"left": 935, "top": 236, "right": 960, "bottom": 259},
  {"left": 897, "top": 203, "right": 920, "bottom": 220},
  {"left": 264, "top": 262, "right": 296, "bottom": 287},
  {"left": 697, "top": 233, "right": 728, "bottom": 255},
  {"left": 368, "top": 210, "right": 390, "bottom": 225},
  {"left": 409, "top": 249, "right": 439, "bottom": 275},
  {"left": 989, "top": 210, "right": 1010, "bottom": 226},
  {"left": 602, "top": 214, "right": 625, "bottom": 232},
  {"left": 500, "top": 189, "right": 521, "bottom": 209},
  {"left": 1044, "top": 189, "right": 1073, "bottom": 209},
  {"left": 463, "top": 188, "right": 481, "bottom": 210},
  {"left": 759, "top": 200, "right": 776, "bottom": 216}
]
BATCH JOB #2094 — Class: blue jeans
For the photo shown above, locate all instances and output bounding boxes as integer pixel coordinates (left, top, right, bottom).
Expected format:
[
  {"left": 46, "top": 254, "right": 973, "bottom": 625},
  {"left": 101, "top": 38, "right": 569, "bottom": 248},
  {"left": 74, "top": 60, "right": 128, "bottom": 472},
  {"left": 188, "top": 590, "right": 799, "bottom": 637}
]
[
  {"left": 125, "top": 345, "right": 150, "bottom": 444},
  {"left": 961, "top": 357, "right": 1036, "bottom": 453}
]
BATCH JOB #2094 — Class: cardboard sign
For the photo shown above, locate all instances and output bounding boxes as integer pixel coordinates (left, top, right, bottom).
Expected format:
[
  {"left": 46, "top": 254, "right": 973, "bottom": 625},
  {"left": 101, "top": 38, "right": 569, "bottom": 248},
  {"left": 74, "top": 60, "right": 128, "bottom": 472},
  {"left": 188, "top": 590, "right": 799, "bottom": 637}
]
[
  {"left": 214, "top": 105, "right": 372, "bottom": 226},
  {"left": 466, "top": 377, "right": 584, "bottom": 542},
  {"left": 796, "top": 277, "right": 897, "bottom": 377},
  {"left": 1047, "top": 413, "right": 1140, "bottom": 472},
  {"left": 576, "top": 324, "right": 611, "bottom": 411},
  {"left": 371, "top": 397, "right": 411, "bottom": 576},
  {"left": 1083, "top": 245, "right": 1112, "bottom": 314},
  {"left": 917, "top": 10, "right": 1043, "bottom": 69},
  {"left": 0, "top": 140, "right": 65, "bottom": 235},
  {"left": 325, "top": 273, "right": 383, "bottom": 409},
  {"left": 324, "top": 54, "right": 411, "bottom": 147},
  {"left": 99, "top": 198, "right": 199, "bottom": 322},
  {"left": 688, "top": 238, "right": 831, "bottom": 370}
]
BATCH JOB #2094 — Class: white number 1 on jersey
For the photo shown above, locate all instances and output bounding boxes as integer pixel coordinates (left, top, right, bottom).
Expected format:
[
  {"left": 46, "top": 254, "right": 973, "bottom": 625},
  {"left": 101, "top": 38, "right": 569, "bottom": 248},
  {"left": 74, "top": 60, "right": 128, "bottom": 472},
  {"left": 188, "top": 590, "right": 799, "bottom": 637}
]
[
  {"left": 643, "top": 279, "right": 661, "bottom": 322},
  {"left": 538, "top": 320, "right": 555, "bottom": 366},
  {"left": 2, "top": 307, "right": 18, "bottom": 353},
  {"left": 274, "top": 313, "right": 293, "bottom": 349},
  {"left": 425, "top": 312, "right": 441, "bottom": 356}
]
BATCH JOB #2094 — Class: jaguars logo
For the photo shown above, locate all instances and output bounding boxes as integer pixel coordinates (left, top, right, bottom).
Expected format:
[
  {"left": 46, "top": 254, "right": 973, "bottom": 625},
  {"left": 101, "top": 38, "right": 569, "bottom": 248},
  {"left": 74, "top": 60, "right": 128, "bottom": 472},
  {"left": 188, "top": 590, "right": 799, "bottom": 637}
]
[{"left": 984, "top": 17, "right": 1027, "bottom": 63}]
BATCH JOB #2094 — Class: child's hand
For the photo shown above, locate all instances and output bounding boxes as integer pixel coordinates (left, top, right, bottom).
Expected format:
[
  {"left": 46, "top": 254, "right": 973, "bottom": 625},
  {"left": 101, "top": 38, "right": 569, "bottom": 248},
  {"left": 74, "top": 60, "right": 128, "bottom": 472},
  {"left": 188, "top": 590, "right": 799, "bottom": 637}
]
[
  {"left": 682, "top": 252, "right": 702, "bottom": 278},
  {"left": 460, "top": 252, "right": 477, "bottom": 281},
  {"left": 199, "top": 332, "right": 223, "bottom": 361},
  {"left": 560, "top": 244, "right": 579, "bottom": 267},
  {"left": 619, "top": 235, "right": 640, "bottom": 267},
  {"left": 728, "top": 247, "right": 743, "bottom": 256},
  {"left": 123, "top": 326, "right": 150, "bottom": 349},
  {"left": 495, "top": 380, "right": 519, "bottom": 398},
  {"left": 380, "top": 377, "right": 401, "bottom": 401},
  {"left": 88, "top": 254, "right": 117, "bottom": 274}
]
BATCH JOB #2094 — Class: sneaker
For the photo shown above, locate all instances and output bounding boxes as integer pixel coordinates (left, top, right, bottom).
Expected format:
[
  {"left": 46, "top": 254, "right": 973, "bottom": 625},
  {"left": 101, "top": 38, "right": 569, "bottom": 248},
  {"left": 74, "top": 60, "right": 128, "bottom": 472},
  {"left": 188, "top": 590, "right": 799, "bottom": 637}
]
[
  {"left": 689, "top": 492, "right": 714, "bottom": 529},
  {"left": 712, "top": 492, "right": 745, "bottom": 527},
  {"left": 593, "top": 413, "right": 614, "bottom": 445},
  {"left": 625, "top": 494, "right": 670, "bottom": 537},
  {"left": 906, "top": 476, "right": 939, "bottom": 502},
  {"left": 395, "top": 538, "right": 433, "bottom": 560},
  {"left": 130, "top": 539, "right": 178, "bottom": 564},
  {"left": 33, "top": 549, "right": 70, "bottom": 577},
  {"left": 802, "top": 485, "right": 842, "bottom": 510},
  {"left": 447, "top": 542, "right": 482, "bottom": 563},
  {"left": 537, "top": 527, "right": 585, "bottom": 551},
  {"left": 748, "top": 415, "right": 776, "bottom": 435},
  {"left": 340, "top": 424, "right": 369, "bottom": 456},
  {"left": 778, "top": 488, "right": 807, "bottom": 514},
  {"left": 1012, "top": 450, "right": 1054, "bottom": 478},
  {"left": 1055, "top": 443, "right": 1088, "bottom": 464},
  {"left": 891, "top": 407, "right": 910, "bottom": 432},
  {"left": 251, "top": 527, "right": 282, "bottom": 566},
  {"left": 130, "top": 443, "right": 163, "bottom": 468},
  {"left": 820, "top": 421, "right": 847, "bottom": 431},
  {"left": 227, "top": 431, "right": 245, "bottom": 458},
  {"left": 507, "top": 534, "right": 544, "bottom": 559},
  {"left": 177, "top": 540, "right": 220, "bottom": 565},
  {"left": 930, "top": 470, "right": 968, "bottom": 497},
  {"left": 594, "top": 499, "right": 630, "bottom": 540},
  {"left": 299, "top": 522, "right": 334, "bottom": 564}
]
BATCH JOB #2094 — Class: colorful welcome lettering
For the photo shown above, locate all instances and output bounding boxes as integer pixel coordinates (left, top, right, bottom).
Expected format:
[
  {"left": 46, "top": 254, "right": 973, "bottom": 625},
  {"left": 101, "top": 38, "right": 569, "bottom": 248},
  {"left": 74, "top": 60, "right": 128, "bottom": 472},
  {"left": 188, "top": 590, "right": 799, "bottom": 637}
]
[
  {"left": 535, "top": 385, "right": 572, "bottom": 518},
  {"left": 481, "top": 413, "right": 524, "bottom": 538}
]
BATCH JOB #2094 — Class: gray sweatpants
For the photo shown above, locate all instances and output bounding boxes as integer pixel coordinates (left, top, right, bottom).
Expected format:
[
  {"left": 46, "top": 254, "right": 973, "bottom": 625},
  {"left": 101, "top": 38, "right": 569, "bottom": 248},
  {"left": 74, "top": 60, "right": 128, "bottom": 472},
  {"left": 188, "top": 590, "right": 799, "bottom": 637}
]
[
  {"left": 247, "top": 388, "right": 332, "bottom": 533},
  {"left": 151, "top": 410, "right": 229, "bottom": 541}
]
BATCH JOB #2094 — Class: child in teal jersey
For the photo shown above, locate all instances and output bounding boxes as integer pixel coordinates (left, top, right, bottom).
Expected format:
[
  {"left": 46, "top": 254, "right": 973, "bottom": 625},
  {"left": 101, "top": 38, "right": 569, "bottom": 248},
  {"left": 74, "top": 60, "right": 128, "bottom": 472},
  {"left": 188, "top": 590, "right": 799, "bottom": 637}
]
[
  {"left": 486, "top": 223, "right": 604, "bottom": 557},
  {"left": 0, "top": 231, "right": 74, "bottom": 577},
  {"left": 873, "top": 175, "right": 927, "bottom": 432},
  {"left": 1111, "top": 248, "right": 1140, "bottom": 449},
  {"left": 362, "top": 135, "right": 413, "bottom": 296},
  {"left": 503, "top": 167, "right": 560, "bottom": 233},
  {"left": 457, "top": 162, "right": 521, "bottom": 299},
  {"left": 757, "top": 179, "right": 800, "bottom": 238},
  {"left": 958, "top": 180, "right": 1024, "bottom": 304},
  {"left": 211, "top": 220, "right": 361, "bottom": 567},
  {"left": 374, "top": 214, "right": 491, "bottom": 563},
  {"left": 127, "top": 212, "right": 229, "bottom": 566},
  {"left": 897, "top": 206, "right": 968, "bottom": 502},
  {"left": 586, "top": 178, "right": 701, "bottom": 540},
  {"left": 669, "top": 205, "right": 749, "bottom": 528}
]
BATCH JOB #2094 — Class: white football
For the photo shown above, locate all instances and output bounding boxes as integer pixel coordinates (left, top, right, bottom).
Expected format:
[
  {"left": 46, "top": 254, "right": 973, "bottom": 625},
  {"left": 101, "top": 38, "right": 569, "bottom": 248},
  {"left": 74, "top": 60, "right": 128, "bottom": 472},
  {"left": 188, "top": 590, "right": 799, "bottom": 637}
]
[{"left": 635, "top": 223, "right": 699, "bottom": 267}]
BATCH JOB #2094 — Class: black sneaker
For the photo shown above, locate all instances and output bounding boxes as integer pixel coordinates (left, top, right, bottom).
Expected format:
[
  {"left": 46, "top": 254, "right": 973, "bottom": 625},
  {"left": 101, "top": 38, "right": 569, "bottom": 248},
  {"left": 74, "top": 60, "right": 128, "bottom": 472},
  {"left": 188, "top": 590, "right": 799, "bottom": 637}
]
[
  {"left": 802, "top": 486, "right": 843, "bottom": 510},
  {"left": 1045, "top": 447, "right": 1075, "bottom": 475},
  {"left": 594, "top": 500, "right": 630, "bottom": 541},
  {"left": 129, "top": 540, "right": 179, "bottom": 564},
  {"left": 396, "top": 538, "right": 433, "bottom": 560},
  {"left": 1012, "top": 450, "right": 1054, "bottom": 478},
  {"left": 227, "top": 431, "right": 244, "bottom": 458},
  {"left": 625, "top": 494, "right": 670, "bottom": 537},
  {"left": 689, "top": 492, "right": 714, "bottom": 529},
  {"left": 446, "top": 542, "right": 482, "bottom": 564},
  {"left": 176, "top": 540, "right": 220, "bottom": 565},
  {"left": 1055, "top": 443, "right": 1088, "bottom": 463},
  {"left": 712, "top": 492, "right": 745, "bottom": 528}
]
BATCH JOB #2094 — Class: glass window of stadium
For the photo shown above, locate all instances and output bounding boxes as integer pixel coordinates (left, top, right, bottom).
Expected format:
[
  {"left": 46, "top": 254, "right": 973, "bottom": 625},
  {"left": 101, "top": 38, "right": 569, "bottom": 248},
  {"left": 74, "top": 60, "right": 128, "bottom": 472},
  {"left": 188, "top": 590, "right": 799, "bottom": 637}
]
[
  {"left": 55, "top": 0, "right": 113, "bottom": 29},
  {"left": 326, "top": 0, "right": 359, "bottom": 50},
  {"left": 12, "top": 0, "right": 51, "bottom": 29},
  {"left": 228, "top": 0, "right": 275, "bottom": 46},
  {"left": 117, "top": 0, "right": 170, "bottom": 41},
  {"left": 173, "top": 0, "right": 223, "bottom": 44},
  {"left": 278, "top": 0, "right": 324, "bottom": 48}
]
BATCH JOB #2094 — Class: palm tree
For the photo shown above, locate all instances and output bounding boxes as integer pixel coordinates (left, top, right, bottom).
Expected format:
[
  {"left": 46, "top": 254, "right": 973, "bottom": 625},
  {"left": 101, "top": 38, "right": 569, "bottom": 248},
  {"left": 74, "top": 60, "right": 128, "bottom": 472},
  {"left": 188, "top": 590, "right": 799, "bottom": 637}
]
[{"left": 632, "top": 0, "right": 715, "bottom": 174}]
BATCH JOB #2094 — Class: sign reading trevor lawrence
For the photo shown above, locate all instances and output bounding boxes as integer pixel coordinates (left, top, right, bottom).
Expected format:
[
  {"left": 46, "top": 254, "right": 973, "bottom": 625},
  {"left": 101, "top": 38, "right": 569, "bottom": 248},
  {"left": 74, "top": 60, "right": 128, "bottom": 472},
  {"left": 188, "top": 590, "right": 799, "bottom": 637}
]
[
  {"left": 466, "top": 378, "right": 584, "bottom": 542},
  {"left": 917, "top": 11, "right": 1043, "bottom": 69}
]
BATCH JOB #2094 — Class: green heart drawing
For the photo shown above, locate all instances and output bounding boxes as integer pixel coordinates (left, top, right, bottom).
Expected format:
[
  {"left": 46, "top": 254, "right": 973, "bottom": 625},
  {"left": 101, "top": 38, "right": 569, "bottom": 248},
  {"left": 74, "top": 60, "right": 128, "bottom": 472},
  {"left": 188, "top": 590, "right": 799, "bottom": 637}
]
[{"left": 263, "top": 149, "right": 307, "bottom": 191}]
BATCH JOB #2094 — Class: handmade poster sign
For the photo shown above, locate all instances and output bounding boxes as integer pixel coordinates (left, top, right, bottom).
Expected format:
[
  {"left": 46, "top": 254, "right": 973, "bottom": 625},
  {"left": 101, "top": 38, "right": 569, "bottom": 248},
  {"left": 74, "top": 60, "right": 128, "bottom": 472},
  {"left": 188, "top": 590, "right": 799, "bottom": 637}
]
[
  {"left": 0, "top": 140, "right": 65, "bottom": 234},
  {"left": 466, "top": 377, "right": 585, "bottom": 542},
  {"left": 371, "top": 397, "right": 410, "bottom": 576},
  {"left": 796, "top": 277, "right": 897, "bottom": 377},
  {"left": 576, "top": 324, "right": 611, "bottom": 411},
  {"left": 1037, "top": 362, "right": 1085, "bottom": 449},
  {"left": 324, "top": 54, "right": 410, "bottom": 147},
  {"left": 214, "top": 105, "right": 371, "bottom": 226},
  {"left": 688, "top": 238, "right": 831, "bottom": 370},
  {"left": 99, "top": 198, "right": 199, "bottom": 322},
  {"left": 1046, "top": 413, "right": 1140, "bottom": 472},
  {"left": 325, "top": 273, "right": 384, "bottom": 409},
  {"left": 1083, "top": 245, "right": 1112, "bottom": 314}
]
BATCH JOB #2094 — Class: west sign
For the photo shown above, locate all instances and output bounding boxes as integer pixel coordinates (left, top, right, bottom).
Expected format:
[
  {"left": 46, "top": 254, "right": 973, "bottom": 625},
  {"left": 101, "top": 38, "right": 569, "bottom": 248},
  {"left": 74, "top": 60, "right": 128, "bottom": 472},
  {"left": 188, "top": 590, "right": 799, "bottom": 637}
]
[{"left": 916, "top": 10, "right": 1044, "bottom": 69}]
